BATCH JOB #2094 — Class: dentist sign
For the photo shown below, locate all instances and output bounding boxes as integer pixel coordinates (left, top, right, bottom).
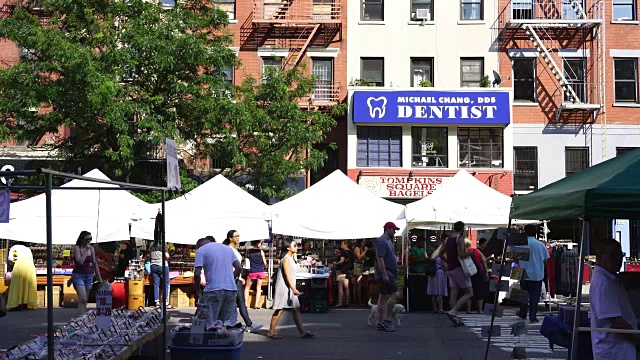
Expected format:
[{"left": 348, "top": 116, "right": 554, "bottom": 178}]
[{"left": 352, "top": 90, "right": 511, "bottom": 124}]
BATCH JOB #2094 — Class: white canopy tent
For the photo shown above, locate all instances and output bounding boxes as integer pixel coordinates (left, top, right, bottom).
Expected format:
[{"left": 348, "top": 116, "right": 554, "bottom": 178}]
[
  {"left": 130, "top": 174, "right": 271, "bottom": 244},
  {"left": 405, "top": 169, "right": 517, "bottom": 230},
  {"left": 0, "top": 169, "right": 148, "bottom": 244},
  {"left": 270, "top": 170, "right": 406, "bottom": 239}
]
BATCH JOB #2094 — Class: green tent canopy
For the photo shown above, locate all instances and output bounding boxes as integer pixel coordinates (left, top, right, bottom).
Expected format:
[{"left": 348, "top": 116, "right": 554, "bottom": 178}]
[{"left": 510, "top": 148, "right": 640, "bottom": 221}]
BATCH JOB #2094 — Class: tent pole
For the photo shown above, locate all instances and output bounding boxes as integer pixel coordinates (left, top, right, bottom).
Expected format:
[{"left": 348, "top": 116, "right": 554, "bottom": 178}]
[
  {"left": 45, "top": 173, "right": 54, "bottom": 360},
  {"left": 160, "top": 191, "right": 167, "bottom": 358},
  {"left": 267, "top": 223, "right": 273, "bottom": 302},
  {"left": 483, "top": 219, "right": 512, "bottom": 360},
  {"left": 570, "top": 219, "right": 589, "bottom": 360}
]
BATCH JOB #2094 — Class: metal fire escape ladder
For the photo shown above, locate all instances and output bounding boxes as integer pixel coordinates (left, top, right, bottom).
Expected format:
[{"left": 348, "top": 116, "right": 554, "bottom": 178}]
[
  {"left": 525, "top": 24, "right": 581, "bottom": 115},
  {"left": 282, "top": 23, "right": 319, "bottom": 69}
]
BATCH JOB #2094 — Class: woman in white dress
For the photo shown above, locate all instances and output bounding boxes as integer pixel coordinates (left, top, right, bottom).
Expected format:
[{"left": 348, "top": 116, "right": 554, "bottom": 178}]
[{"left": 267, "top": 239, "right": 315, "bottom": 339}]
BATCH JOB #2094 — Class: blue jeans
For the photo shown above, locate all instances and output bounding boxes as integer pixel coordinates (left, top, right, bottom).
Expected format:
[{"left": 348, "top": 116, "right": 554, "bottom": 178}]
[
  {"left": 71, "top": 273, "right": 94, "bottom": 291},
  {"left": 198, "top": 290, "right": 237, "bottom": 327},
  {"left": 150, "top": 264, "right": 170, "bottom": 303}
]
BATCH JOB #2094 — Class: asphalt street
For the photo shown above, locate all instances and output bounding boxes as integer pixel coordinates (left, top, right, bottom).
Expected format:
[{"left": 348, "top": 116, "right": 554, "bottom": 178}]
[{"left": 0, "top": 305, "right": 569, "bottom": 359}]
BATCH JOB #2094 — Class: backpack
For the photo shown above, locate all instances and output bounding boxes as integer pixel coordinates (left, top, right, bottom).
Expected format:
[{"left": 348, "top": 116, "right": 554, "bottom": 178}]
[{"left": 425, "top": 258, "right": 438, "bottom": 276}]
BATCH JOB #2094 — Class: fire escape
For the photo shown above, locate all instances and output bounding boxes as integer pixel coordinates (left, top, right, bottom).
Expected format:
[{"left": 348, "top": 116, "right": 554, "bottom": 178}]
[
  {"left": 500, "top": 0, "right": 606, "bottom": 158},
  {"left": 249, "top": 0, "right": 342, "bottom": 106}
]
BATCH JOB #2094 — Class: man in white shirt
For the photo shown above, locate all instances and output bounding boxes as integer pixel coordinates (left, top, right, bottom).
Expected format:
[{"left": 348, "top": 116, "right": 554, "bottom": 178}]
[
  {"left": 590, "top": 238, "right": 639, "bottom": 360},
  {"left": 194, "top": 240, "right": 242, "bottom": 327},
  {"left": 517, "top": 224, "right": 550, "bottom": 323}
]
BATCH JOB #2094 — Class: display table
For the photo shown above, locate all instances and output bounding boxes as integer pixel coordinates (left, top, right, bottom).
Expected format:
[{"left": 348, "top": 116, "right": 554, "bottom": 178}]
[{"left": 296, "top": 273, "right": 329, "bottom": 313}]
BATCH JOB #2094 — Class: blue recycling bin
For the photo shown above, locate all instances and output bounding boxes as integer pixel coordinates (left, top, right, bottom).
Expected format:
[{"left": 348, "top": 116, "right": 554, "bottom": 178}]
[{"left": 169, "top": 343, "right": 242, "bottom": 360}]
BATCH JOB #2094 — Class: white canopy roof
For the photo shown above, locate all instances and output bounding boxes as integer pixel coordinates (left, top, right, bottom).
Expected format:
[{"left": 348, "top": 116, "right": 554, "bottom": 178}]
[
  {"left": 0, "top": 169, "right": 148, "bottom": 244},
  {"left": 405, "top": 170, "right": 513, "bottom": 229},
  {"left": 130, "top": 174, "right": 271, "bottom": 244},
  {"left": 270, "top": 170, "right": 406, "bottom": 239}
]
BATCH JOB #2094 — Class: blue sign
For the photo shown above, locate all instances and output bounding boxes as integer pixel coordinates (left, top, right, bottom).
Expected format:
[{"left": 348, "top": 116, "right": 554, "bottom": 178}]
[{"left": 352, "top": 90, "right": 511, "bottom": 124}]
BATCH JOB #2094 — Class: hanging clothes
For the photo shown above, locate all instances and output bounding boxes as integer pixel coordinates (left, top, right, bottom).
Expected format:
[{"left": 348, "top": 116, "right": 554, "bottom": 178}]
[{"left": 545, "top": 247, "right": 556, "bottom": 297}]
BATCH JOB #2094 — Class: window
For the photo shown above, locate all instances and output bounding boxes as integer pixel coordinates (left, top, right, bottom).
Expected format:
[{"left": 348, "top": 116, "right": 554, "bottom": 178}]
[
  {"left": 411, "top": 58, "right": 433, "bottom": 87},
  {"left": 460, "top": 58, "right": 484, "bottom": 87},
  {"left": 563, "top": 58, "right": 586, "bottom": 103},
  {"left": 461, "top": 0, "right": 483, "bottom": 20},
  {"left": 217, "top": 65, "right": 233, "bottom": 85},
  {"left": 361, "top": 0, "right": 383, "bottom": 21},
  {"left": 614, "top": 59, "right": 638, "bottom": 103},
  {"left": 617, "top": 147, "right": 639, "bottom": 156},
  {"left": 19, "top": 47, "right": 36, "bottom": 62},
  {"left": 313, "top": 0, "right": 334, "bottom": 20},
  {"left": 412, "top": 127, "right": 447, "bottom": 168},
  {"left": 162, "top": 0, "right": 176, "bottom": 7},
  {"left": 312, "top": 58, "right": 334, "bottom": 101},
  {"left": 411, "top": 0, "right": 433, "bottom": 21},
  {"left": 562, "top": 0, "right": 585, "bottom": 20},
  {"left": 514, "top": 147, "right": 538, "bottom": 191},
  {"left": 458, "top": 128, "right": 503, "bottom": 168},
  {"left": 565, "top": 147, "right": 589, "bottom": 176},
  {"left": 262, "top": 57, "right": 282, "bottom": 76},
  {"left": 357, "top": 126, "right": 402, "bottom": 167},
  {"left": 613, "top": 0, "right": 636, "bottom": 21},
  {"left": 361, "top": 58, "right": 384, "bottom": 87},
  {"left": 513, "top": 58, "right": 536, "bottom": 102},
  {"left": 214, "top": 0, "right": 235, "bottom": 20},
  {"left": 512, "top": 0, "right": 534, "bottom": 20}
]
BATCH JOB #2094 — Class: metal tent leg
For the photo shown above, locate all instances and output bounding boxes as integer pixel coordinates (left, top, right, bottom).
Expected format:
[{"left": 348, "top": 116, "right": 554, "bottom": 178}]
[{"left": 570, "top": 220, "right": 590, "bottom": 360}]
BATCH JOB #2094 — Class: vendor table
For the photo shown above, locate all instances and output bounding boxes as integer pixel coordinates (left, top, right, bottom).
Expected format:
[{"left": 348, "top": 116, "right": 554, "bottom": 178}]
[{"left": 296, "top": 273, "right": 329, "bottom": 313}]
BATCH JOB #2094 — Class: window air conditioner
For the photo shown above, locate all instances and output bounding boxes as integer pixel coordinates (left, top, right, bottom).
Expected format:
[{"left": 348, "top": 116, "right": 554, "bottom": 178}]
[{"left": 415, "top": 9, "right": 431, "bottom": 21}]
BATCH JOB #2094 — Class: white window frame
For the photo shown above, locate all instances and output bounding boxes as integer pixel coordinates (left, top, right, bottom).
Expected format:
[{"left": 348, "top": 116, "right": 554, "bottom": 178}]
[
  {"left": 361, "top": 0, "right": 384, "bottom": 21},
  {"left": 461, "top": 0, "right": 483, "bottom": 20},
  {"left": 612, "top": 0, "right": 637, "bottom": 21},
  {"left": 460, "top": 57, "right": 484, "bottom": 87},
  {"left": 214, "top": 0, "right": 236, "bottom": 20}
]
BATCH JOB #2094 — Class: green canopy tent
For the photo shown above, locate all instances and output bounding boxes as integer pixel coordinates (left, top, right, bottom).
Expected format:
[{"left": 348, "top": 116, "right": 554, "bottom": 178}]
[
  {"left": 510, "top": 148, "right": 640, "bottom": 220},
  {"left": 506, "top": 148, "right": 640, "bottom": 360}
]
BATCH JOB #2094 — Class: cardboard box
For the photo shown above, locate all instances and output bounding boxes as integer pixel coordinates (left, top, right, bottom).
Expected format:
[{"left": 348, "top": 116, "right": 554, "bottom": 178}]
[
  {"left": 170, "top": 288, "right": 190, "bottom": 308},
  {"left": 37, "top": 286, "right": 61, "bottom": 308},
  {"left": 246, "top": 290, "right": 266, "bottom": 309}
]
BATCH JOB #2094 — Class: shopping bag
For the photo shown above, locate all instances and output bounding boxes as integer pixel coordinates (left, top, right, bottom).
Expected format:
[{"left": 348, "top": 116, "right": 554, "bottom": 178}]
[{"left": 459, "top": 256, "right": 478, "bottom": 277}]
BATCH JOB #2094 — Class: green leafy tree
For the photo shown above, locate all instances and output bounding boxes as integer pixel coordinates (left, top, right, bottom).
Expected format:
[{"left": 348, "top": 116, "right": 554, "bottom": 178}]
[
  {"left": 202, "top": 63, "right": 338, "bottom": 202},
  {"left": 0, "top": 0, "right": 236, "bottom": 178}
]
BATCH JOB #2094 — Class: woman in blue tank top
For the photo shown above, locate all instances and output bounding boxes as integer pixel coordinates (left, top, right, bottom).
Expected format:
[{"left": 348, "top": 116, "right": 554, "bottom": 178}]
[{"left": 244, "top": 240, "right": 268, "bottom": 309}]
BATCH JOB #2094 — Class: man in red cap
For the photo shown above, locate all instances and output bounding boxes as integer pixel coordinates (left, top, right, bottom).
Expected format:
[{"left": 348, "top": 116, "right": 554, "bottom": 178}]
[{"left": 374, "top": 221, "right": 400, "bottom": 332}]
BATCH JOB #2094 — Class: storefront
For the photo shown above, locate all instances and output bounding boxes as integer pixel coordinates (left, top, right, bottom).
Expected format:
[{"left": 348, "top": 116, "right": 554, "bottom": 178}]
[{"left": 346, "top": 88, "right": 515, "bottom": 204}]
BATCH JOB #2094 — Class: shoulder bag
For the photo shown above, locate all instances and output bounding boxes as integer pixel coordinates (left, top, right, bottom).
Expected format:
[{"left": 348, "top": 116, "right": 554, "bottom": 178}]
[{"left": 456, "top": 236, "right": 477, "bottom": 277}]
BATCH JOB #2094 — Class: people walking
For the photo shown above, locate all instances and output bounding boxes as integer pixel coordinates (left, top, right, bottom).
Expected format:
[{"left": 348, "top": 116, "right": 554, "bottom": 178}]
[
  {"left": 71, "top": 231, "right": 103, "bottom": 315},
  {"left": 432, "top": 221, "right": 473, "bottom": 326},
  {"left": 267, "top": 239, "right": 315, "bottom": 339},
  {"left": 244, "top": 240, "right": 268, "bottom": 309},
  {"left": 374, "top": 222, "right": 400, "bottom": 332},
  {"left": 194, "top": 238, "right": 242, "bottom": 327},
  {"left": 223, "top": 230, "right": 263, "bottom": 332}
]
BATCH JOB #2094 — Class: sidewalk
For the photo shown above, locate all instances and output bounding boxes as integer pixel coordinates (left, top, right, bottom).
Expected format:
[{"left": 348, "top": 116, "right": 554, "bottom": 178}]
[{"left": 0, "top": 305, "right": 569, "bottom": 359}]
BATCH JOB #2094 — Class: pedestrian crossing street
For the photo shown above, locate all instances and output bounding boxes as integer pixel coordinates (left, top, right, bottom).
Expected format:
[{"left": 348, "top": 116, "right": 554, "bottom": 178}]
[{"left": 455, "top": 312, "right": 569, "bottom": 359}]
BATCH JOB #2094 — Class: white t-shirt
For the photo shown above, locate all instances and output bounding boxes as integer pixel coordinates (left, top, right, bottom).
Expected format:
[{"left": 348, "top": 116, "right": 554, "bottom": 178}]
[
  {"left": 590, "top": 265, "right": 638, "bottom": 360},
  {"left": 231, "top": 247, "right": 242, "bottom": 262},
  {"left": 194, "top": 242, "right": 238, "bottom": 292}
]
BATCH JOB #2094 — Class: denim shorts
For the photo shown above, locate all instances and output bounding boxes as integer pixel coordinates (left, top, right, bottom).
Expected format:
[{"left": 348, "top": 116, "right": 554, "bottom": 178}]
[{"left": 72, "top": 273, "right": 94, "bottom": 291}]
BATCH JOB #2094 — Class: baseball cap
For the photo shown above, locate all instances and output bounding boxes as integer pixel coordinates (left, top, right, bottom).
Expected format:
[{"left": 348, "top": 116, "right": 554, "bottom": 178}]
[{"left": 384, "top": 222, "right": 400, "bottom": 230}]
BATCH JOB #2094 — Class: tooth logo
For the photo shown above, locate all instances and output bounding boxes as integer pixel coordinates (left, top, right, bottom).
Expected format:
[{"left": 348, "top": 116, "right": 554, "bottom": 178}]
[{"left": 367, "top": 96, "right": 387, "bottom": 119}]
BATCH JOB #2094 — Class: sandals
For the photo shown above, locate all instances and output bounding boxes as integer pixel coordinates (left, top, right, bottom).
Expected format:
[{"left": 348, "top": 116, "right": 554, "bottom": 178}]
[
  {"left": 267, "top": 333, "right": 282, "bottom": 339},
  {"left": 300, "top": 331, "right": 316, "bottom": 339}
]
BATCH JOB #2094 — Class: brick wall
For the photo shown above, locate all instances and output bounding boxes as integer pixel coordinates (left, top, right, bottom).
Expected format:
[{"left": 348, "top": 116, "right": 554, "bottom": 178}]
[{"left": 497, "top": 0, "right": 640, "bottom": 126}]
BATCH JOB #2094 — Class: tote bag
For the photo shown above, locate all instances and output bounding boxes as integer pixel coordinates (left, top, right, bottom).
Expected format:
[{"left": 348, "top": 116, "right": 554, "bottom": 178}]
[{"left": 459, "top": 255, "right": 478, "bottom": 277}]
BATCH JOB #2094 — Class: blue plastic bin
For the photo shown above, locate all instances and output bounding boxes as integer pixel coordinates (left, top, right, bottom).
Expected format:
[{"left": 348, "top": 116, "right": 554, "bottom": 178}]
[{"left": 169, "top": 343, "right": 242, "bottom": 360}]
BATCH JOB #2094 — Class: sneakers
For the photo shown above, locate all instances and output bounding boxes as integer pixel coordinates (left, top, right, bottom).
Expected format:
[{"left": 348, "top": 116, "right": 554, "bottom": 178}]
[
  {"left": 246, "top": 323, "right": 263, "bottom": 332},
  {"left": 376, "top": 321, "right": 395, "bottom": 332}
]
